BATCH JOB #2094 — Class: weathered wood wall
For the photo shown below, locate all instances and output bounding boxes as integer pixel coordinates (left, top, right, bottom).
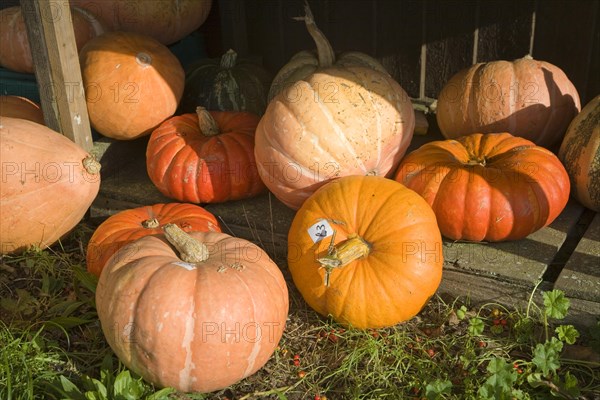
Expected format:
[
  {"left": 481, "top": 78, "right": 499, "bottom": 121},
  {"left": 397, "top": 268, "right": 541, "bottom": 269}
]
[{"left": 211, "top": 0, "right": 599, "bottom": 104}]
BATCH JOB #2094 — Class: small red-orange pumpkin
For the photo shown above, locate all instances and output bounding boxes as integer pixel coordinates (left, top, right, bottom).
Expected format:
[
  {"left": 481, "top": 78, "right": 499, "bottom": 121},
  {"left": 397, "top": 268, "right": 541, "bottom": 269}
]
[
  {"left": 96, "top": 224, "right": 289, "bottom": 393},
  {"left": 86, "top": 203, "right": 221, "bottom": 277},
  {"left": 146, "top": 107, "right": 266, "bottom": 203},
  {"left": 394, "top": 132, "right": 570, "bottom": 242},
  {"left": 0, "top": 6, "right": 106, "bottom": 73},
  {"left": 0, "top": 95, "right": 45, "bottom": 125}
]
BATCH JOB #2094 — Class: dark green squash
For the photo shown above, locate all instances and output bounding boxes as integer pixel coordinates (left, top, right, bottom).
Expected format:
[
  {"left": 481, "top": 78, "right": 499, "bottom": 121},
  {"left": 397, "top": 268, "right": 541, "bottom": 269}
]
[{"left": 179, "top": 49, "right": 273, "bottom": 115}]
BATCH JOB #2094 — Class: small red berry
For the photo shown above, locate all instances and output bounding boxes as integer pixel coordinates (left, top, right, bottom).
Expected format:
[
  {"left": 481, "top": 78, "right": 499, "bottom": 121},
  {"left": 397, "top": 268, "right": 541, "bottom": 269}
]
[
  {"left": 426, "top": 348, "right": 436, "bottom": 358},
  {"left": 500, "top": 319, "right": 507, "bottom": 326},
  {"left": 293, "top": 359, "right": 300, "bottom": 367},
  {"left": 314, "top": 395, "right": 321, "bottom": 400},
  {"left": 293, "top": 354, "right": 300, "bottom": 360},
  {"left": 478, "top": 340, "right": 487, "bottom": 348},
  {"left": 298, "top": 370, "right": 306, "bottom": 378},
  {"left": 493, "top": 319, "right": 501, "bottom": 326}
]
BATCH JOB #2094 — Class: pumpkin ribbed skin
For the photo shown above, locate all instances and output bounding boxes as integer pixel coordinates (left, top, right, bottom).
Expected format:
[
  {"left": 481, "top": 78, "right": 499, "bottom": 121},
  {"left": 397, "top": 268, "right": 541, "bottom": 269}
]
[
  {"left": 79, "top": 31, "right": 185, "bottom": 140},
  {"left": 179, "top": 49, "right": 273, "bottom": 116},
  {"left": 288, "top": 176, "right": 443, "bottom": 329},
  {"left": 146, "top": 110, "right": 266, "bottom": 203},
  {"left": 255, "top": 66, "right": 415, "bottom": 210},
  {"left": 0, "top": 6, "right": 105, "bottom": 73},
  {"left": 394, "top": 133, "right": 570, "bottom": 242},
  {"left": 69, "top": 0, "right": 212, "bottom": 45},
  {"left": 436, "top": 57, "right": 581, "bottom": 149},
  {"left": 86, "top": 203, "right": 221, "bottom": 277},
  {"left": 0, "top": 117, "right": 100, "bottom": 254},
  {"left": 558, "top": 95, "right": 600, "bottom": 211},
  {"left": 96, "top": 230, "right": 289, "bottom": 393},
  {"left": 0, "top": 96, "right": 44, "bottom": 125}
]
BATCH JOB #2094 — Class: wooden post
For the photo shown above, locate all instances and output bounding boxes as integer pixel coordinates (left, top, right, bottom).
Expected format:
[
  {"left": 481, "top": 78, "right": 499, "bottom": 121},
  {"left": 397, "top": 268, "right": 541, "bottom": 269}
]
[{"left": 19, "top": 0, "right": 94, "bottom": 151}]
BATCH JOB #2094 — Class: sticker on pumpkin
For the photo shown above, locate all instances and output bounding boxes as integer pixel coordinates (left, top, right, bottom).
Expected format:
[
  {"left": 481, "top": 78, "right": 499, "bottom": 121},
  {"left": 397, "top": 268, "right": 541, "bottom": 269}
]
[{"left": 307, "top": 219, "right": 333, "bottom": 243}]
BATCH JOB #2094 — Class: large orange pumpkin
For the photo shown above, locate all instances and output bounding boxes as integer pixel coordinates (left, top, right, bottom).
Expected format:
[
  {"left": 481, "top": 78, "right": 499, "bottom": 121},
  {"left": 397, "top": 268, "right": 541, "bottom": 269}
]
[
  {"left": 287, "top": 175, "right": 443, "bottom": 329},
  {"left": 0, "top": 117, "right": 100, "bottom": 254},
  {"left": 0, "top": 95, "right": 45, "bottom": 125},
  {"left": 558, "top": 95, "right": 600, "bottom": 211},
  {"left": 96, "top": 225, "right": 289, "bottom": 393},
  {"left": 436, "top": 56, "right": 581, "bottom": 149},
  {"left": 0, "top": 6, "right": 106, "bottom": 73},
  {"left": 86, "top": 203, "right": 221, "bottom": 277},
  {"left": 79, "top": 31, "right": 185, "bottom": 140},
  {"left": 69, "top": 0, "right": 212, "bottom": 45},
  {"left": 394, "top": 133, "right": 570, "bottom": 242},
  {"left": 255, "top": 66, "right": 415, "bottom": 210},
  {"left": 146, "top": 107, "right": 266, "bottom": 203}
]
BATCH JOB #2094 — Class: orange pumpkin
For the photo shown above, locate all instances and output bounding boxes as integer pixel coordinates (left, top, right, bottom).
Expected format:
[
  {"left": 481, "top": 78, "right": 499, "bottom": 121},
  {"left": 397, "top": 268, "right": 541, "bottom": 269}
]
[
  {"left": 0, "top": 6, "right": 105, "bottom": 73},
  {"left": 79, "top": 31, "right": 185, "bottom": 140},
  {"left": 0, "top": 95, "right": 44, "bottom": 125},
  {"left": 96, "top": 224, "right": 289, "bottom": 393},
  {"left": 86, "top": 203, "right": 221, "bottom": 277},
  {"left": 394, "top": 133, "right": 570, "bottom": 242},
  {"left": 146, "top": 107, "right": 266, "bottom": 203},
  {"left": 0, "top": 117, "right": 100, "bottom": 254},
  {"left": 255, "top": 66, "right": 415, "bottom": 210},
  {"left": 69, "top": 0, "right": 212, "bottom": 45},
  {"left": 436, "top": 56, "right": 581, "bottom": 149},
  {"left": 287, "top": 175, "right": 443, "bottom": 329},
  {"left": 558, "top": 95, "right": 600, "bottom": 211}
]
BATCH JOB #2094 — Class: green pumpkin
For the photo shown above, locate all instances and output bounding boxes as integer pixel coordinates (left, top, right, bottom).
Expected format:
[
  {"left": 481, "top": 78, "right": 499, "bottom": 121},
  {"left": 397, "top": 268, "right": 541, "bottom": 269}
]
[{"left": 179, "top": 49, "right": 272, "bottom": 115}]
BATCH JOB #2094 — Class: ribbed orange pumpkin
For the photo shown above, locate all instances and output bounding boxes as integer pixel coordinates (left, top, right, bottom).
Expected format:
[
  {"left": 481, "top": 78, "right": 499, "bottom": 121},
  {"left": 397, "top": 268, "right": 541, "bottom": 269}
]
[
  {"left": 0, "top": 95, "right": 44, "bottom": 125},
  {"left": 436, "top": 56, "right": 581, "bottom": 149},
  {"left": 86, "top": 203, "right": 221, "bottom": 277},
  {"left": 69, "top": 0, "right": 212, "bottom": 45},
  {"left": 255, "top": 66, "right": 415, "bottom": 210},
  {"left": 146, "top": 107, "right": 266, "bottom": 203},
  {"left": 79, "top": 31, "right": 185, "bottom": 140},
  {"left": 0, "top": 6, "right": 105, "bottom": 73},
  {"left": 287, "top": 175, "right": 443, "bottom": 329},
  {"left": 0, "top": 117, "right": 100, "bottom": 254},
  {"left": 559, "top": 95, "right": 600, "bottom": 211},
  {"left": 394, "top": 133, "right": 570, "bottom": 242},
  {"left": 96, "top": 225, "right": 289, "bottom": 393}
]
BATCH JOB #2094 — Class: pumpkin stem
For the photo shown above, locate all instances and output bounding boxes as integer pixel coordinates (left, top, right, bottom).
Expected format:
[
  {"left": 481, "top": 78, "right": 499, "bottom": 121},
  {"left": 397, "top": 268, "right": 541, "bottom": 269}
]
[
  {"left": 142, "top": 218, "right": 160, "bottom": 229},
  {"left": 220, "top": 49, "right": 238, "bottom": 69},
  {"left": 293, "top": 0, "right": 335, "bottom": 68},
  {"left": 195, "top": 106, "right": 220, "bottom": 137},
  {"left": 135, "top": 52, "right": 152, "bottom": 67},
  {"left": 317, "top": 233, "right": 370, "bottom": 287},
  {"left": 466, "top": 157, "right": 487, "bottom": 167},
  {"left": 163, "top": 223, "right": 209, "bottom": 263},
  {"left": 82, "top": 155, "right": 101, "bottom": 175}
]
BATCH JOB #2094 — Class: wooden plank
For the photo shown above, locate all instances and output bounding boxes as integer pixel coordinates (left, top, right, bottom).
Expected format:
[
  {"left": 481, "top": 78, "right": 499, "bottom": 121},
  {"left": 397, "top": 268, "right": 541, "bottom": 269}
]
[
  {"left": 376, "top": 0, "right": 422, "bottom": 99},
  {"left": 555, "top": 212, "right": 600, "bottom": 302},
  {"left": 20, "top": 0, "right": 93, "bottom": 151},
  {"left": 533, "top": 0, "right": 599, "bottom": 104},
  {"left": 424, "top": 0, "right": 477, "bottom": 99},
  {"left": 245, "top": 0, "right": 286, "bottom": 74},
  {"left": 443, "top": 202, "right": 585, "bottom": 286},
  {"left": 217, "top": 0, "right": 248, "bottom": 56},
  {"left": 477, "top": 0, "right": 534, "bottom": 62}
]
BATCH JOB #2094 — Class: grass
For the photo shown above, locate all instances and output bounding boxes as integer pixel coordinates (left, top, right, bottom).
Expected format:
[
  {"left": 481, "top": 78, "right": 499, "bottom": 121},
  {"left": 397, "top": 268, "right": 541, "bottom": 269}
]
[{"left": 0, "top": 221, "right": 599, "bottom": 400}]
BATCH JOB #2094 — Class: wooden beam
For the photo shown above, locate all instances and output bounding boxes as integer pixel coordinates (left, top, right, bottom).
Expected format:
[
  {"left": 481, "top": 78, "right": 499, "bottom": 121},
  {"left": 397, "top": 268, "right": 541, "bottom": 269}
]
[{"left": 20, "top": 0, "right": 93, "bottom": 151}]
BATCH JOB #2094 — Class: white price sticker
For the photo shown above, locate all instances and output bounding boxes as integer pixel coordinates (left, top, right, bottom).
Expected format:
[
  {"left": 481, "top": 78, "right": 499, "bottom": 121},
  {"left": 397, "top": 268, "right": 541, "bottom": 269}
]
[{"left": 307, "top": 219, "right": 333, "bottom": 243}]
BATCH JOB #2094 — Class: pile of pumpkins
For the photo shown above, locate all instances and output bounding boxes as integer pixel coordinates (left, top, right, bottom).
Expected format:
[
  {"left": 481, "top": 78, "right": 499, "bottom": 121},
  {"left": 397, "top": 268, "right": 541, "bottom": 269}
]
[{"left": 1, "top": 0, "right": 599, "bottom": 395}]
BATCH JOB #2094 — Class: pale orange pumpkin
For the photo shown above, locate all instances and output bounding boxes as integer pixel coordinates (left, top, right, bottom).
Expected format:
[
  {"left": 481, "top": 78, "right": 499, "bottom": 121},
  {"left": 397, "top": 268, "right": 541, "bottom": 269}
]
[
  {"left": 69, "top": 0, "right": 212, "bottom": 45},
  {"left": 287, "top": 175, "right": 443, "bottom": 329},
  {"left": 79, "top": 31, "right": 185, "bottom": 140},
  {"left": 559, "top": 95, "right": 600, "bottom": 211},
  {"left": 436, "top": 56, "right": 581, "bottom": 149},
  {"left": 96, "top": 224, "right": 289, "bottom": 393},
  {"left": 0, "top": 95, "right": 45, "bottom": 125},
  {"left": 0, "top": 6, "right": 106, "bottom": 73},
  {"left": 0, "top": 117, "right": 100, "bottom": 254}
]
